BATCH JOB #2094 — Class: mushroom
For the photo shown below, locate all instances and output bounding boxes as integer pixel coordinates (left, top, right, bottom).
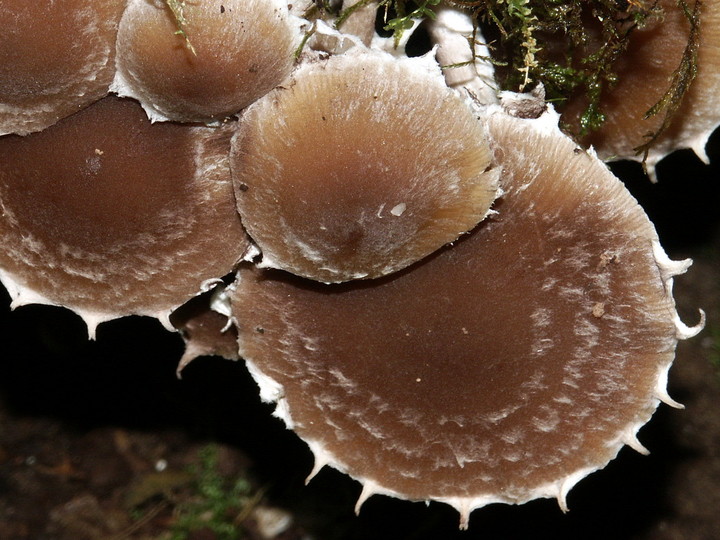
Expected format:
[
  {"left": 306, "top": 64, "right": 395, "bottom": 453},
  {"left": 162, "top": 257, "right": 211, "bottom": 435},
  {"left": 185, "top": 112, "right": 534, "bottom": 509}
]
[
  {"left": 559, "top": 0, "right": 720, "bottom": 175},
  {"left": 336, "top": 0, "right": 378, "bottom": 48},
  {"left": 309, "top": 0, "right": 379, "bottom": 55},
  {"left": 0, "top": 96, "right": 249, "bottom": 336},
  {"left": 170, "top": 286, "right": 239, "bottom": 377},
  {"left": 0, "top": 1, "right": 708, "bottom": 529},
  {"left": 112, "top": 0, "right": 301, "bottom": 123},
  {"left": 230, "top": 49, "right": 499, "bottom": 283},
  {"left": 228, "top": 105, "right": 703, "bottom": 528},
  {"left": 0, "top": 0, "right": 126, "bottom": 135}
]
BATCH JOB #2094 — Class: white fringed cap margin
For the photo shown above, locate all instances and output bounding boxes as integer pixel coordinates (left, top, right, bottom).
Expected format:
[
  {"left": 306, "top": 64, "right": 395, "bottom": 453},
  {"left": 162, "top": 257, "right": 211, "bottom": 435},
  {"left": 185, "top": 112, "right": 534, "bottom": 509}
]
[
  {"left": 0, "top": 97, "right": 249, "bottom": 338},
  {"left": 229, "top": 104, "right": 703, "bottom": 529},
  {"left": 557, "top": 0, "right": 720, "bottom": 179}
]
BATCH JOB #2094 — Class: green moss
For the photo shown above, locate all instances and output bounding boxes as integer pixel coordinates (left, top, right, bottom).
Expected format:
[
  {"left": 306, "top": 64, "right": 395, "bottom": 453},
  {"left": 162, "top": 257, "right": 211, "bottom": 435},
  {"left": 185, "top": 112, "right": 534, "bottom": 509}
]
[
  {"left": 311, "top": 0, "right": 443, "bottom": 48},
  {"left": 168, "top": 444, "right": 256, "bottom": 540},
  {"left": 455, "top": 1, "right": 662, "bottom": 130},
  {"left": 378, "top": 0, "right": 444, "bottom": 47},
  {"left": 326, "top": 1, "right": 660, "bottom": 129},
  {"left": 286, "top": 1, "right": 701, "bottom": 156},
  {"left": 335, "top": 1, "right": 697, "bottom": 144},
  {"left": 634, "top": 0, "right": 701, "bottom": 166}
]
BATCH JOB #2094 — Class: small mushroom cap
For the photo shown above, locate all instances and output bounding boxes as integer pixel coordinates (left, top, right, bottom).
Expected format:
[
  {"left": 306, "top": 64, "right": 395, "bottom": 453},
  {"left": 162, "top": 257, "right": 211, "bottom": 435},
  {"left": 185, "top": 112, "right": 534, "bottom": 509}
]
[
  {"left": 0, "top": 0, "right": 125, "bottom": 135},
  {"left": 0, "top": 96, "right": 249, "bottom": 334},
  {"left": 171, "top": 287, "right": 240, "bottom": 376},
  {"left": 335, "top": 0, "right": 378, "bottom": 47},
  {"left": 309, "top": 0, "right": 378, "bottom": 54},
  {"left": 231, "top": 50, "right": 499, "bottom": 283},
  {"left": 113, "top": 0, "right": 300, "bottom": 123},
  {"left": 230, "top": 107, "right": 695, "bottom": 525},
  {"left": 560, "top": 0, "right": 720, "bottom": 170}
]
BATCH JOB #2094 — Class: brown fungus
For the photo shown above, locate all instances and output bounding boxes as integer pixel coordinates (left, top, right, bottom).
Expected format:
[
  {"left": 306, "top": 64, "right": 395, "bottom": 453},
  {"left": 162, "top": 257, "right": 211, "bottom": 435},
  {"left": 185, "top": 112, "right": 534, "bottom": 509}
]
[
  {"left": 0, "top": 96, "right": 249, "bottom": 336},
  {"left": 335, "top": 0, "right": 378, "bottom": 47},
  {"left": 0, "top": 0, "right": 126, "bottom": 135},
  {"left": 231, "top": 50, "right": 499, "bottom": 283},
  {"left": 229, "top": 107, "right": 703, "bottom": 528},
  {"left": 112, "top": 0, "right": 301, "bottom": 123},
  {"left": 309, "top": 0, "right": 379, "bottom": 55},
  {"left": 560, "top": 0, "right": 720, "bottom": 175},
  {"left": 170, "top": 286, "right": 239, "bottom": 377}
]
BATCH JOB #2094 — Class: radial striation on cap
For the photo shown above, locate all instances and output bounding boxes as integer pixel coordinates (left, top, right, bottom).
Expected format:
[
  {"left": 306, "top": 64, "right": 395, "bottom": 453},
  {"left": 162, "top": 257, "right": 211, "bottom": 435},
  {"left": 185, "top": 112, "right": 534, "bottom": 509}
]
[
  {"left": 113, "top": 0, "right": 300, "bottom": 123},
  {"left": 0, "top": 96, "right": 249, "bottom": 335},
  {"left": 231, "top": 50, "right": 499, "bottom": 283},
  {"left": 229, "top": 106, "right": 698, "bottom": 526},
  {"left": 0, "top": 0, "right": 126, "bottom": 136}
]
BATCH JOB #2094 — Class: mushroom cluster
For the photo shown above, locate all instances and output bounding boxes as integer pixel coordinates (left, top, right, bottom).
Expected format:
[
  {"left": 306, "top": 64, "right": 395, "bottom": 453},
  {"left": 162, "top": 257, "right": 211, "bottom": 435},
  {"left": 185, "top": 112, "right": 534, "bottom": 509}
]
[{"left": 0, "top": 0, "right": 708, "bottom": 529}]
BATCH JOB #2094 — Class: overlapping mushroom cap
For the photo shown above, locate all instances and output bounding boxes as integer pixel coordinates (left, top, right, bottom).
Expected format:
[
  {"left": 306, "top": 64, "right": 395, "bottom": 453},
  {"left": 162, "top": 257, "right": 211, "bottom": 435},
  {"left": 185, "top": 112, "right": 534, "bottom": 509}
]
[
  {"left": 171, "top": 286, "right": 239, "bottom": 376},
  {"left": 560, "top": 0, "right": 720, "bottom": 173},
  {"left": 229, "top": 107, "right": 701, "bottom": 527},
  {"left": 231, "top": 50, "right": 499, "bottom": 283},
  {"left": 0, "top": 96, "right": 248, "bottom": 335},
  {"left": 0, "top": 0, "right": 126, "bottom": 135},
  {"left": 0, "top": 0, "right": 709, "bottom": 530},
  {"left": 113, "top": 0, "right": 301, "bottom": 123}
]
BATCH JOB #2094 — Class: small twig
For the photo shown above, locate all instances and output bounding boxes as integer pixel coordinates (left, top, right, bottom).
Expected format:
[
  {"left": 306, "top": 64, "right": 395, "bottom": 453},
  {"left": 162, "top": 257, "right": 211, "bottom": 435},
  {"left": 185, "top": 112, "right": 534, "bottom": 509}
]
[{"left": 165, "top": 0, "right": 197, "bottom": 56}]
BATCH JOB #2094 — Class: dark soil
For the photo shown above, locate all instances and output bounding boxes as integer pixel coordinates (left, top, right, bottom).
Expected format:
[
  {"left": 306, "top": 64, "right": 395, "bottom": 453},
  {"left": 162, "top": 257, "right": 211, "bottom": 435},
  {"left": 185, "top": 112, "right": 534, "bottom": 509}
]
[{"left": 1, "top": 146, "right": 719, "bottom": 540}]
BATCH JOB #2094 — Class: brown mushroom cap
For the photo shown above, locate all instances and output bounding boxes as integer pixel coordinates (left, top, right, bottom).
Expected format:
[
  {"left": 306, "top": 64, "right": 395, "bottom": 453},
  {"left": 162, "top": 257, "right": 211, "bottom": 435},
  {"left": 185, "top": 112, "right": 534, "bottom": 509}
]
[
  {"left": 113, "top": 0, "right": 300, "bottom": 123},
  {"left": 560, "top": 0, "right": 720, "bottom": 171},
  {"left": 309, "top": 0, "right": 378, "bottom": 55},
  {"left": 171, "top": 287, "right": 239, "bottom": 376},
  {"left": 229, "top": 107, "right": 700, "bottom": 526},
  {"left": 0, "top": 96, "right": 249, "bottom": 335},
  {"left": 336, "top": 0, "right": 378, "bottom": 47},
  {"left": 0, "top": 0, "right": 125, "bottom": 135},
  {"left": 231, "top": 50, "right": 499, "bottom": 283}
]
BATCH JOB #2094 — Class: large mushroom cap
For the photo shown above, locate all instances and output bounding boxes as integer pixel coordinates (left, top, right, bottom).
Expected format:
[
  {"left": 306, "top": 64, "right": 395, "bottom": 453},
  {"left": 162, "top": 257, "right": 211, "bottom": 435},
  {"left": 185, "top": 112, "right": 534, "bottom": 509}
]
[
  {"left": 231, "top": 50, "right": 499, "bottom": 283},
  {"left": 113, "top": 0, "right": 300, "bottom": 123},
  {"left": 0, "top": 0, "right": 125, "bottom": 135},
  {"left": 229, "top": 107, "right": 701, "bottom": 527},
  {"left": 0, "top": 96, "right": 249, "bottom": 335}
]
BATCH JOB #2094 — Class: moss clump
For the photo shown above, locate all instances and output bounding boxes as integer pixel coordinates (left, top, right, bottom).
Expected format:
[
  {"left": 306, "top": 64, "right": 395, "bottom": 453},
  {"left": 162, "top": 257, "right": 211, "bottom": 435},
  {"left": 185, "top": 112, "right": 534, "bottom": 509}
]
[
  {"left": 452, "top": 1, "right": 664, "bottom": 132},
  {"left": 330, "top": 1, "right": 699, "bottom": 146},
  {"left": 169, "top": 444, "right": 256, "bottom": 540}
]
